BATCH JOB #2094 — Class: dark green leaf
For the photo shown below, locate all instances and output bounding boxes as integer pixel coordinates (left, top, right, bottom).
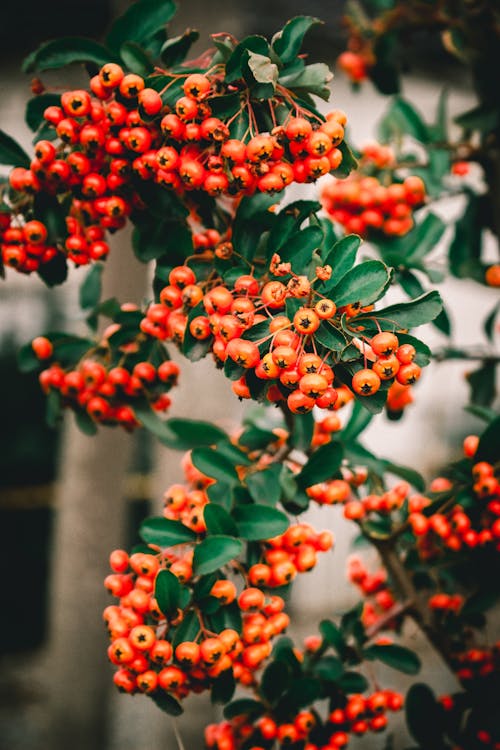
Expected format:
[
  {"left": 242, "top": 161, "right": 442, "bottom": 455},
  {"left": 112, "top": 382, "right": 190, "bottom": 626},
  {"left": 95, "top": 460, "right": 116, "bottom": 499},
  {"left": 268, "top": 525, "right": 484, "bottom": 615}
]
[
  {"left": 383, "top": 462, "right": 426, "bottom": 492},
  {"left": 379, "top": 97, "right": 430, "bottom": 143},
  {"left": 337, "top": 671, "right": 369, "bottom": 693},
  {"left": 23, "top": 38, "right": 113, "bottom": 73},
  {"left": 322, "top": 234, "right": 361, "bottom": 284},
  {"left": 314, "top": 655, "right": 344, "bottom": 681},
  {"left": 232, "top": 192, "right": 276, "bottom": 259},
  {"left": 405, "top": 683, "right": 443, "bottom": 746},
  {"left": 363, "top": 644, "right": 421, "bottom": 675},
  {"left": 246, "top": 464, "right": 283, "bottom": 506},
  {"left": 319, "top": 619, "right": 347, "bottom": 656},
  {"left": 74, "top": 410, "right": 98, "bottom": 436},
  {"left": 204, "top": 504, "right": 238, "bottom": 537},
  {"left": 475, "top": 415, "right": 500, "bottom": 464},
  {"left": 449, "top": 196, "right": 484, "bottom": 281},
  {"left": 0, "top": 129, "right": 30, "bottom": 168},
  {"left": 370, "top": 32, "right": 400, "bottom": 95},
  {"left": 342, "top": 401, "right": 373, "bottom": 442},
  {"left": 260, "top": 661, "right": 290, "bottom": 704},
  {"left": 191, "top": 447, "right": 239, "bottom": 486},
  {"left": 155, "top": 569, "right": 181, "bottom": 617},
  {"left": 405, "top": 213, "right": 446, "bottom": 264},
  {"left": 272, "top": 16, "right": 321, "bottom": 64},
  {"left": 25, "top": 93, "right": 61, "bottom": 131},
  {"left": 224, "top": 698, "right": 264, "bottom": 720},
  {"left": 46, "top": 390, "right": 62, "bottom": 428},
  {"left": 17, "top": 341, "right": 41, "bottom": 373},
  {"left": 484, "top": 302, "right": 499, "bottom": 343},
  {"left": 278, "top": 62, "right": 333, "bottom": 100},
  {"left": 140, "top": 516, "right": 197, "bottom": 546},
  {"left": 232, "top": 504, "right": 288, "bottom": 541},
  {"left": 315, "top": 321, "right": 347, "bottom": 352},
  {"left": 172, "top": 609, "right": 199, "bottom": 647},
  {"left": 331, "top": 139, "right": 358, "bottom": 178},
  {"left": 193, "top": 535, "right": 243, "bottom": 576},
  {"left": 455, "top": 104, "right": 499, "bottom": 133},
  {"left": 278, "top": 678, "right": 321, "bottom": 711},
  {"left": 331, "top": 260, "right": 392, "bottom": 307},
  {"left": 132, "top": 219, "right": 192, "bottom": 263},
  {"left": 160, "top": 29, "right": 200, "bottom": 66},
  {"left": 357, "top": 291, "right": 443, "bottom": 331},
  {"left": 211, "top": 668, "right": 235, "bottom": 704},
  {"left": 238, "top": 426, "right": 278, "bottom": 452},
  {"left": 297, "top": 441, "right": 343, "bottom": 489},
  {"left": 225, "top": 35, "right": 270, "bottom": 81},
  {"left": 467, "top": 362, "right": 497, "bottom": 408},
  {"left": 107, "top": 0, "right": 176, "bottom": 53},
  {"left": 150, "top": 691, "right": 183, "bottom": 716},
  {"left": 119, "top": 41, "right": 155, "bottom": 76},
  {"left": 156, "top": 418, "right": 227, "bottom": 450},
  {"left": 291, "top": 411, "right": 314, "bottom": 451},
  {"left": 79, "top": 263, "right": 103, "bottom": 310}
]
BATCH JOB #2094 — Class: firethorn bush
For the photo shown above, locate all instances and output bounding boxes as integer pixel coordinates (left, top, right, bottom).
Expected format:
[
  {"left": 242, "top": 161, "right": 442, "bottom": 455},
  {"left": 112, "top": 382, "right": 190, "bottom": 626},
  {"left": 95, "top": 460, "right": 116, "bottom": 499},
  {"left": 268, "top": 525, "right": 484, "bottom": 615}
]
[{"left": 2, "top": 1, "right": 499, "bottom": 749}]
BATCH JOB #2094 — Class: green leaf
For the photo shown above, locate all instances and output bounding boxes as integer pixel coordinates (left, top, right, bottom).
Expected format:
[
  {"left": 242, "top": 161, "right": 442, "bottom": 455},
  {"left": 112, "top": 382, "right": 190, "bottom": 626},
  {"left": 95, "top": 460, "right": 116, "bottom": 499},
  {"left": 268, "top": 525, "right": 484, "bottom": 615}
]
[
  {"left": 232, "top": 504, "right": 288, "bottom": 541},
  {"left": 405, "top": 213, "right": 446, "bottom": 264},
  {"left": 279, "top": 225, "right": 323, "bottom": 274},
  {"left": 150, "top": 691, "right": 183, "bottom": 716},
  {"left": 223, "top": 698, "right": 264, "bottom": 720},
  {"left": 370, "top": 32, "right": 400, "bottom": 95},
  {"left": 272, "top": 16, "right": 321, "bottom": 64},
  {"left": 322, "top": 234, "right": 361, "bottom": 284},
  {"left": 193, "top": 535, "right": 243, "bottom": 576},
  {"left": 296, "top": 441, "right": 343, "bottom": 489},
  {"left": 379, "top": 97, "right": 430, "bottom": 143},
  {"left": 342, "top": 402, "right": 373, "bottom": 442},
  {"left": 246, "top": 51, "right": 278, "bottom": 88},
  {"left": 455, "top": 104, "right": 499, "bottom": 133},
  {"left": 172, "top": 609, "right": 199, "bottom": 647},
  {"left": 211, "top": 668, "right": 235, "bottom": 704},
  {"left": 79, "top": 263, "right": 103, "bottom": 310},
  {"left": 23, "top": 38, "right": 113, "bottom": 73},
  {"left": 357, "top": 291, "right": 443, "bottom": 331},
  {"left": 155, "top": 569, "right": 181, "bottom": 617},
  {"left": 363, "top": 644, "right": 421, "bottom": 675},
  {"left": 260, "top": 661, "right": 290, "bottom": 704},
  {"left": 139, "top": 516, "right": 197, "bottom": 546},
  {"left": 278, "top": 62, "right": 333, "bottom": 101},
  {"left": 467, "top": 362, "right": 497, "bottom": 407},
  {"left": 315, "top": 322, "right": 348, "bottom": 353},
  {"left": 132, "top": 219, "right": 191, "bottom": 263},
  {"left": 25, "top": 93, "right": 61, "bottom": 132},
  {"left": 332, "top": 139, "right": 358, "bottom": 178},
  {"left": 246, "top": 464, "right": 283, "bottom": 507},
  {"left": 319, "top": 619, "right": 347, "bottom": 656},
  {"left": 225, "top": 35, "right": 270, "bottom": 81},
  {"left": 238, "top": 425, "right": 278, "bottom": 451},
  {"left": 405, "top": 683, "right": 443, "bottom": 746},
  {"left": 268, "top": 199, "right": 321, "bottom": 253},
  {"left": 278, "top": 678, "right": 321, "bottom": 712},
  {"left": 119, "top": 41, "right": 155, "bottom": 76},
  {"left": 331, "top": 260, "right": 392, "bottom": 307},
  {"left": 484, "top": 302, "right": 499, "bottom": 343},
  {"left": 383, "top": 462, "right": 426, "bottom": 492},
  {"left": 155, "top": 418, "right": 227, "bottom": 450},
  {"left": 160, "top": 29, "right": 200, "bottom": 66},
  {"left": 0, "top": 129, "right": 30, "bottom": 168},
  {"left": 204, "top": 504, "right": 238, "bottom": 537},
  {"left": 291, "top": 412, "right": 314, "bottom": 451},
  {"left": 106, "top": 0, "right": 177, "bottom": 54},
  {"left": 74, "top": 410, "right": 98, "bottom": 436},
  {"left": 191, "top": 447, "right": 239, "bottom": 486},
  {"left": 17, "top": 341, "right": 41, "bottom": 373},
  {"left": 232, "top": 192, "right": 276, "bottom": 259},
  {"left": 475, "top": 415, "right": 500, "bottom": 464},
  {"left": 449, "top": 196, "right": 483, "bottom": 281},
  {"left": 314, "top": 655, "right": 344, "bottom": 681},
  {"left": 337, "top": 671, "right": 369, "bottom": 694}
]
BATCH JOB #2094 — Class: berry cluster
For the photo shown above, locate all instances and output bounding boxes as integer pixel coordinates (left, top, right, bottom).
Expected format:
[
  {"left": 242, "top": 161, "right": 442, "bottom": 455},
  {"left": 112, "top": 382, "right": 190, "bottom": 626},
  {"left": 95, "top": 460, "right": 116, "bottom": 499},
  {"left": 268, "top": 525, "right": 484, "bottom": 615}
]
[
  {"left": 105, "top": 549, "right": 290, "bottom": 699},
  {"left": 347, "top": 556, "right": 397, "bottom": 630},
  {"left": 321, "top": 143, "right": 426, "bottom": 238},
  {"left": 32, "top": 311, "right": 179, "bottom": 429},
  {"left": 3, "top": 62, "right": 347, "bottom": 276},
  {"left": 205, "top": 688, "right": 403, "bottom": 750},
  {"left": 142, "top": 261, "right": 424, "bottom": 413}
]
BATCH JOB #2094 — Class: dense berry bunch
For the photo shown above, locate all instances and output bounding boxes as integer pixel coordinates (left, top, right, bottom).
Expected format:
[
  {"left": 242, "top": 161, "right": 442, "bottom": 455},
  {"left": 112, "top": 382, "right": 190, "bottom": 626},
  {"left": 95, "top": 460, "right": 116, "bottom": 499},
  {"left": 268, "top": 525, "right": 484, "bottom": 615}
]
[
  {"left": 205, "top": 686, "right": 403, "bottom": 750},
  {"left": 2, "top": 61, "right": 347, "bottom": 276},
  {"left": 142, "top": 261, "right": 424, "bottom": 413},
  {"left": 31, "top": 308, "right": 179, "bottom": 430},
  {"left": 321, "top": 143, "right": 426, "bottom": 238}
]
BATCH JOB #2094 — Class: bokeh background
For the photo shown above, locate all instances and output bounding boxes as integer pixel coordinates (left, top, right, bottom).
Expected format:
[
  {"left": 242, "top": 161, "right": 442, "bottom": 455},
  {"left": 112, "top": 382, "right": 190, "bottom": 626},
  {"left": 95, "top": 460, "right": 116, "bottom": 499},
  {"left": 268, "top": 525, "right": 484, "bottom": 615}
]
[{"left": 0, "top": 2, "right": 497, "bottom": 749}]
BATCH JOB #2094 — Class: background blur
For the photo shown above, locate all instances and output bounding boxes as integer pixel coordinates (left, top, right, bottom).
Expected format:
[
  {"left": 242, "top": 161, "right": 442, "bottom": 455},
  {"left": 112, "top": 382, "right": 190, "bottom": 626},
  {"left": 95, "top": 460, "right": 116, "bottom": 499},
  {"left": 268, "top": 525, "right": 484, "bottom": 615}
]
[{"left": 0, "top": 2, "right": 497, "bottom": 749}]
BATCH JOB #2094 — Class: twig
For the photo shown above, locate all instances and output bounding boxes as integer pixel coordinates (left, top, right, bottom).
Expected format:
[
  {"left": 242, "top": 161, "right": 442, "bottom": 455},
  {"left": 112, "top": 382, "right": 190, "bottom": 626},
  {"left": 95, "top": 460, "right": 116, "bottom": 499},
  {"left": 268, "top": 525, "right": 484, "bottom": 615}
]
[{"left": 172, "top": 719, "right": 186, "bottom": 750}]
